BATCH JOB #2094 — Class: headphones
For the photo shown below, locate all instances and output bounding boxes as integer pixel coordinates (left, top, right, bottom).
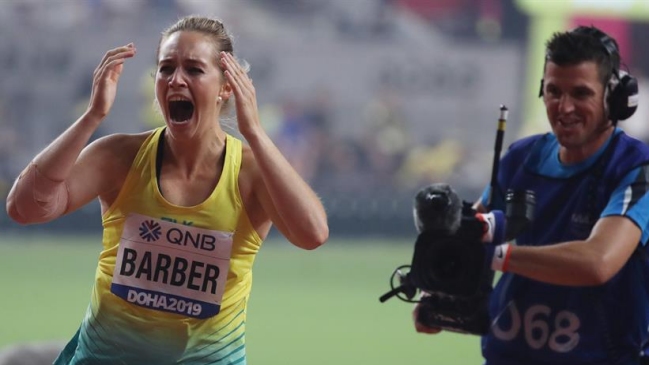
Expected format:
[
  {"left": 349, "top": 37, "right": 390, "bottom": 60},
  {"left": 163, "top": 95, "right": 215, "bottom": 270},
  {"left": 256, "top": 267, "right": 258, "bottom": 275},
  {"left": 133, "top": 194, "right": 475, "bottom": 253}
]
[{"left": 538, "top": 26, "right": 639, "bottom": 123}]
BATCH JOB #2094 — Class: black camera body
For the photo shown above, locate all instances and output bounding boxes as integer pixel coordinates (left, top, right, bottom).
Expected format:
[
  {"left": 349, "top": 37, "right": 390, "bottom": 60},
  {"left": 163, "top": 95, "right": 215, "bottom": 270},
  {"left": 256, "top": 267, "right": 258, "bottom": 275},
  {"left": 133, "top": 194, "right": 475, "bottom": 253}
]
[
  {"left": 410, "top": 196, "right": 495, "bottom": 335},
  {"left": 380, "top": 183, "right": 534, "bottom": 336}
]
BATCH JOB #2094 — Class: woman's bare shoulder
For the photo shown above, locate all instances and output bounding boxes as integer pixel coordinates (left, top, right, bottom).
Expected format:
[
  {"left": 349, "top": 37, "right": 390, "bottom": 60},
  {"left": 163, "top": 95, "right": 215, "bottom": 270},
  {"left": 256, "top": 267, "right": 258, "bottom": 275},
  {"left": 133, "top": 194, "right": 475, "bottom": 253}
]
[
  {"left": 88, "top": 130, "right": 158, "bottom": 205},
  {"left": 90, "top": 130, "right": 155, "bottom": 164},
  {"left": 81, "top": 130, "right": 158, "bottom": 187},
  {"left": 95, "top": 130, "right": 153, "bottom": 151}
]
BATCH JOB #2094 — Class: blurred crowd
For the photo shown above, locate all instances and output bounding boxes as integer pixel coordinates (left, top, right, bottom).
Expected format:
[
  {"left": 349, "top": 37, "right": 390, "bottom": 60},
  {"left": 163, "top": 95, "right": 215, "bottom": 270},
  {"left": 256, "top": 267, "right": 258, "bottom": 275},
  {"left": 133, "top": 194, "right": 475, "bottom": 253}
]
[
  {"left": 1, "top": 0, "right": 649, "bottom": 234},
  {"left": 0, "top": 0, "right": 511, "bottom": 199}
]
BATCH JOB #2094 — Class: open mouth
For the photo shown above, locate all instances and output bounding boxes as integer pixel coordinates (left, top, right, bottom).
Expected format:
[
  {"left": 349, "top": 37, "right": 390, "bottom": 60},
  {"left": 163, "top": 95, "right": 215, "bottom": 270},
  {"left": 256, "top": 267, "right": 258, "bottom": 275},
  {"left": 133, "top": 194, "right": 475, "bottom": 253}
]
[{"left": 168, "top": 100, "right": 194, "bottom": 123}]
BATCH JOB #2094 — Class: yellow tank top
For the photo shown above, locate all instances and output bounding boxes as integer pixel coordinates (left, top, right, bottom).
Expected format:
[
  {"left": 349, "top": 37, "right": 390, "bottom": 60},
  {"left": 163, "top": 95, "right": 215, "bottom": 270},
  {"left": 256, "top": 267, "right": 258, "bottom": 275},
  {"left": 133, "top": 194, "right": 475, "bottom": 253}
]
[{"left": 62, "top": 127, "right": 262, "bottom": 364}]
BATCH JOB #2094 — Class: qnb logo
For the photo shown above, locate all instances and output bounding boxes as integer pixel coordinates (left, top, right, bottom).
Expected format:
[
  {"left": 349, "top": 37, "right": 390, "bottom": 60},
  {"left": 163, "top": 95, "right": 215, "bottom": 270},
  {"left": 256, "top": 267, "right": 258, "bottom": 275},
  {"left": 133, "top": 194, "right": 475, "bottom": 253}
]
[{"left": 139, "top": 220, "right": 162, "bottom": 242}]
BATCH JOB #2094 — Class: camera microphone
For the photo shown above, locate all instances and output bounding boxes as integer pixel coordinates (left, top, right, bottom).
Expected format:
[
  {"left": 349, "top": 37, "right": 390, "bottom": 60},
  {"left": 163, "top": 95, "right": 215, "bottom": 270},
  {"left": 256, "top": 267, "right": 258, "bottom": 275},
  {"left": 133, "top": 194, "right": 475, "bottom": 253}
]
[
  {"left": 413, "top": 183, "right": 462, "bottom": 234},
  {"left": 413, "top": 183, "right": 507, "bottom": 245}
]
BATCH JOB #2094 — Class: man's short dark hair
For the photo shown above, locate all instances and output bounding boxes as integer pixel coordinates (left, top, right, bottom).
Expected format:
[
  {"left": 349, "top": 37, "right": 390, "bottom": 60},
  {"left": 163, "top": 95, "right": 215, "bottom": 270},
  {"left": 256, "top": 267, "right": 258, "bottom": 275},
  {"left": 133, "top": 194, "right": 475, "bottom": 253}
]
[{"left": 544, "top": 27, "right": 620, "bottom": 87}]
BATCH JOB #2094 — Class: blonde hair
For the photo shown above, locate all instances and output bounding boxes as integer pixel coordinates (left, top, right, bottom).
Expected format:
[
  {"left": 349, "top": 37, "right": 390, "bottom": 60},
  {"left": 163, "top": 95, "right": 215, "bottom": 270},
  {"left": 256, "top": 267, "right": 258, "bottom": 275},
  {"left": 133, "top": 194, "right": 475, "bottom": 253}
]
[
  {"left": 156, "top": 15, "right": 251, "bottom": 127},
  {"left": 158, "top": 15, "right": 233, "bottom": 59}
]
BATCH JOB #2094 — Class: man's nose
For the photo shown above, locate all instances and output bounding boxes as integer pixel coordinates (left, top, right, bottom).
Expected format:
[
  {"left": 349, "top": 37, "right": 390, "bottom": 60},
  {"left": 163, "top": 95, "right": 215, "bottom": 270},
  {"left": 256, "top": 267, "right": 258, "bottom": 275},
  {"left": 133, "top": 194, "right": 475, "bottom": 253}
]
[{"left": 558, "top": 95, "right": 575, "bottom": 114}]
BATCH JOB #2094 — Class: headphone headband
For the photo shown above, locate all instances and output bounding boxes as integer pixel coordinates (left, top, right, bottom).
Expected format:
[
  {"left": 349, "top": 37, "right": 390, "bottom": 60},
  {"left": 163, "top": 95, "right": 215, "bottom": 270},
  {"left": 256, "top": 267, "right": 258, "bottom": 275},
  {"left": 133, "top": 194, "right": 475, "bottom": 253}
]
[{"left": 570, "top": 26, "right": 619, "bottom": 69}]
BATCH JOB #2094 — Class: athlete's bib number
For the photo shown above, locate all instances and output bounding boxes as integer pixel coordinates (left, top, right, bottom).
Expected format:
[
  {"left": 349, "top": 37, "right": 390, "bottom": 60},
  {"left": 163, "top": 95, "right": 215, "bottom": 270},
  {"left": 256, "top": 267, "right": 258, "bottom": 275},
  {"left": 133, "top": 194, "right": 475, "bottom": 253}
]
[
  {"left": 111, "top": 213, "right": 234, "bottom": 319},
  {"left": 492, "top": 302, "right": 580, "bottom": 353}
]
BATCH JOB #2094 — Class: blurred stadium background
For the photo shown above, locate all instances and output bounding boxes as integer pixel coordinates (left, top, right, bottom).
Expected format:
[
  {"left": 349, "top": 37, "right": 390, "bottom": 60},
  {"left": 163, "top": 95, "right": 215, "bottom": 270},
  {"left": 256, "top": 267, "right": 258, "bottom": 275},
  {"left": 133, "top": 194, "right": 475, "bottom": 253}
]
[{"left": 1, "top": 0, "right": 649, "bottom": 364}]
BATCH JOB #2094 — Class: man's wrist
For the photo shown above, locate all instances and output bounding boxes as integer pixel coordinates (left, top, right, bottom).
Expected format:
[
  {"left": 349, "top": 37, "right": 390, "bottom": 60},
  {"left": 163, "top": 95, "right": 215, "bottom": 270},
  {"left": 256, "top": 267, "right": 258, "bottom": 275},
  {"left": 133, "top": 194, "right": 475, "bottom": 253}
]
[{"left": 490, "top": 243, "right": 512, "bottom": 272}]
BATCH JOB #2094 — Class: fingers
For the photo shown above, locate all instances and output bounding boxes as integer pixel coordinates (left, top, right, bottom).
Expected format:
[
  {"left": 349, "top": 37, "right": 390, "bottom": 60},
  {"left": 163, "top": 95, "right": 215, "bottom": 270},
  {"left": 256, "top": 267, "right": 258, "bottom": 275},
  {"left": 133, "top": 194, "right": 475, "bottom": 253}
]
[
  {"left": 219, "top": 52, "right": 260, "bottom": 137},
  {"left": 412, "top": 304, "right": 443, "bottom": 334},
  {"left": 415, "top": 322, "right": 443, "bottom": 334},
  {"left": 94, "top": 44, "right": 136, "bottom": 84},
  {"left": 220, "top": 52, "right": 253, "bottom": 96},
  {"left": 94, "top": 43, "right": 136, "bottom": 78},
  {"left": 220, "top": 51, "right": 245, "bottom": 78},
  {"left": 86, "top": 43, "right": 137, "bottom": 119}
]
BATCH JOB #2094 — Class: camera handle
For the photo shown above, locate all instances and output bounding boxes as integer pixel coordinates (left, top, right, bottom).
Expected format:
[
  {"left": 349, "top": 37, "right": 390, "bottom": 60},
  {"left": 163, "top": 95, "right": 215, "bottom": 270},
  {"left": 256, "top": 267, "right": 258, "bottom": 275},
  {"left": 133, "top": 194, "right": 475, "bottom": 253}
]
[{"left": 379, "top": 265, "right": 418, "bottom": 303}]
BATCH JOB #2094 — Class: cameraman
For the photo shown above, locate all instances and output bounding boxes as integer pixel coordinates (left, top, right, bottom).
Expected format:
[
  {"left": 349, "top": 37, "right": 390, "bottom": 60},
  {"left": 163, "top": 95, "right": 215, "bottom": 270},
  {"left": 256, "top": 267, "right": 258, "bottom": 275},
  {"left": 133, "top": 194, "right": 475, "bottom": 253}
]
[{"left": 414, "top": 26, "right": 649, "bottom": 365}]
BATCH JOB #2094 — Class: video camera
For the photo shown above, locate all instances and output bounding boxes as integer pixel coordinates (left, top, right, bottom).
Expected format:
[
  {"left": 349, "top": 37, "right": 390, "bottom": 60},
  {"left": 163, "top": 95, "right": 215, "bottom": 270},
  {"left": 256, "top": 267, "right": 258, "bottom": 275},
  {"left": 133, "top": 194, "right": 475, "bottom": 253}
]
[{"left": 379, "top": 106, "right": 535, "bottom": 335}]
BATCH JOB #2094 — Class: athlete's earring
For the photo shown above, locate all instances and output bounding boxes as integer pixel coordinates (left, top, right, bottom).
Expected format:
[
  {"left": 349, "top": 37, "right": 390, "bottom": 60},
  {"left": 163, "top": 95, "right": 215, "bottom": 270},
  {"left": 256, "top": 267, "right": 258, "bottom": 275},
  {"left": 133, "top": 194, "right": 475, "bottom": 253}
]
[{"left": 218, "top": 96, "right": 223, "bottom": 103}]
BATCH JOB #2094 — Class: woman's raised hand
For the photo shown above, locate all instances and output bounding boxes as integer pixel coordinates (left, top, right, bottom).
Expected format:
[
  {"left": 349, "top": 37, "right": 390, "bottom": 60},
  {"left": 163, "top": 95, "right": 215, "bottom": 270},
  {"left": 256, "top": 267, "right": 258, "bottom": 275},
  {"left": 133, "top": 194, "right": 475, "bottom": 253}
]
[
  {"left": 220, "top": 51, "right": 261, "bottom": 138},
  {"left": 87, "top": 43, "right": 137, "bottom": 120}
]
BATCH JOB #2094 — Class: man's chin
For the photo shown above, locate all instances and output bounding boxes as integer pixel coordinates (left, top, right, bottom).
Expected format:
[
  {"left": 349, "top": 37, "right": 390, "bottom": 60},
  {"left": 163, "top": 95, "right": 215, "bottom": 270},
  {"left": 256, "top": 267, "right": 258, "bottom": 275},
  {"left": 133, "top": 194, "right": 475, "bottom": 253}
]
[{"left": 555, "top": 132, "right": 578, "bottom": 145}]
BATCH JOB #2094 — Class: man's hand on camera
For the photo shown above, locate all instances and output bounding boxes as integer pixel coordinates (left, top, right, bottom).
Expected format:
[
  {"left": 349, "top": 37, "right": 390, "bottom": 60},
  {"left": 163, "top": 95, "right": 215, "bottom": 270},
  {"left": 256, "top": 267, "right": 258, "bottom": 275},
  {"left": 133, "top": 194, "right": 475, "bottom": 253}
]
[
  {"left": 476, "top": 210, "right": 506, "bottom": 244},
  {"left": 412, "top": 292, "right": 442, "bottom": 334}
]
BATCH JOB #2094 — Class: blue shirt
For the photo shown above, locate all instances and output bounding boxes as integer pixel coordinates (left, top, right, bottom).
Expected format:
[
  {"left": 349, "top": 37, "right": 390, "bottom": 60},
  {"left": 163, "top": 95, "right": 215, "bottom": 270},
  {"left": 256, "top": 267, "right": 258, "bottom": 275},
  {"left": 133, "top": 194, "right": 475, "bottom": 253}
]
[{"left": 480, "top": 129, "right": 649, "bottom": 365}]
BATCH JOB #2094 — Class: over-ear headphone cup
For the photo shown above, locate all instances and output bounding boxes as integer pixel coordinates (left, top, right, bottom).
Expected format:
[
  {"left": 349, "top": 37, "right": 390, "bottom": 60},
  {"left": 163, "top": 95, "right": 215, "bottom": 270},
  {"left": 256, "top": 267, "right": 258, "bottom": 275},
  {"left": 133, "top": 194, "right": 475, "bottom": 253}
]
[{"left": 608, "top": 72, "right": 639, "bottom": 122}]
